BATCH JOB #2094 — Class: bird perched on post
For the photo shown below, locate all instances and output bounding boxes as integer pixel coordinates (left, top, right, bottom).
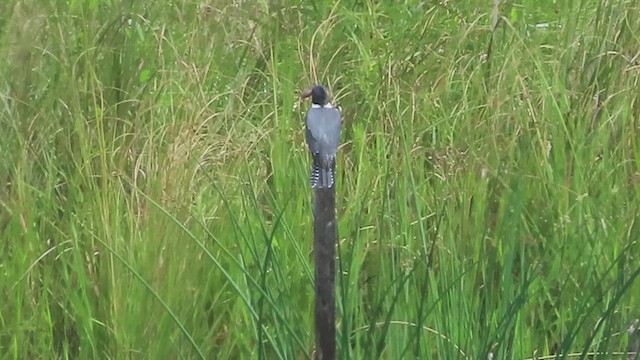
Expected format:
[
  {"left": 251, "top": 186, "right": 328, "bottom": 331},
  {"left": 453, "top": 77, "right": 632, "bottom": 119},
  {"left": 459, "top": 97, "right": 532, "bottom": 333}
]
[{"left": 300, "top": 85, "right": 342, "bottom": 189}]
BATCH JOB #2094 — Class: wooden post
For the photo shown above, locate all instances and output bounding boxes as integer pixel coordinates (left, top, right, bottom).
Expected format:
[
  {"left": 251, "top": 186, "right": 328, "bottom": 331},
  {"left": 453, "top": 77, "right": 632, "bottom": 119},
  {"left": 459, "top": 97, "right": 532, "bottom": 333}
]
[{"left": 313, "top": 186, "right": 336, "bottom": 360}]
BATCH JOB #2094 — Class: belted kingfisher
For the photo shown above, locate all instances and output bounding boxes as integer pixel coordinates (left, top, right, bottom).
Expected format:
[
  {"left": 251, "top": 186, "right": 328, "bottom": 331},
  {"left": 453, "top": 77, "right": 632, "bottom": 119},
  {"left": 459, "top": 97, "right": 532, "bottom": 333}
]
[{"left": 301, "top": 85, "right": 342, "bottom": 189}]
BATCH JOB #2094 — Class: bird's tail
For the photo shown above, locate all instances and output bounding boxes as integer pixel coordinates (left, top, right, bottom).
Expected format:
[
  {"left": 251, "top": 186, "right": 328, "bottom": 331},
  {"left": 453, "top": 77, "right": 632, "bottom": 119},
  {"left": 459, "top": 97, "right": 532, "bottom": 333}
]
[{"left": 310, "top": 155, "right": 335, "bottom": 189}]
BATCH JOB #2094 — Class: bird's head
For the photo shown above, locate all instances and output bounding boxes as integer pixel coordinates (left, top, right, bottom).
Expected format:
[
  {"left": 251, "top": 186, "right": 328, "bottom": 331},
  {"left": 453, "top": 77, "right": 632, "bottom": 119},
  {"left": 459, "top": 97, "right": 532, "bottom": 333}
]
[{"left": 301, "top": 85, "right": 331, "bottom": 106}]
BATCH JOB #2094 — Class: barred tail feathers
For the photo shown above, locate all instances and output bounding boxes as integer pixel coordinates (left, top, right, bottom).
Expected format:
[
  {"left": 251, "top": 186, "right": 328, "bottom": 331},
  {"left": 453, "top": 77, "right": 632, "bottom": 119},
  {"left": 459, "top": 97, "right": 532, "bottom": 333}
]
[{"left": 310, "top": 155, "right": 336, "bottom": 189}]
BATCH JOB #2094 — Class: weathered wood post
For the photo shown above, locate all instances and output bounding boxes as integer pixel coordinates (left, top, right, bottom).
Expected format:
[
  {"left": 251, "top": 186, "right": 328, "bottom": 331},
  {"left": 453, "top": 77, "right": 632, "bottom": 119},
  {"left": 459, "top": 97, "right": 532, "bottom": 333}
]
[
  {"left": 300, "top": 85, "right": 341, "bottom": 360},
  {"left": 313, "top": 186, "right": 337, "bottom": 360}
]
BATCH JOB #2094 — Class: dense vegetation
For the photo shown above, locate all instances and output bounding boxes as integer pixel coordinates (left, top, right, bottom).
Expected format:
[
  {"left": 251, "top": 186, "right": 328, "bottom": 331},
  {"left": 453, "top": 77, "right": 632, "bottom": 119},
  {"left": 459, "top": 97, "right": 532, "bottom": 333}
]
[{"left": 2, "top": 0, "right": 640, "bottom": 358}]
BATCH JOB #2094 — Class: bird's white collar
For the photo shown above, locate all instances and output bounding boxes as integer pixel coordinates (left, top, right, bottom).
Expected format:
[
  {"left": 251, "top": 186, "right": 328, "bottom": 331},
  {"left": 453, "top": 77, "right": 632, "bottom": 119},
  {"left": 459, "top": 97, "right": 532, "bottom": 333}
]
[{"left": 311, "top": 103, "right": 334, "bottom": 109}]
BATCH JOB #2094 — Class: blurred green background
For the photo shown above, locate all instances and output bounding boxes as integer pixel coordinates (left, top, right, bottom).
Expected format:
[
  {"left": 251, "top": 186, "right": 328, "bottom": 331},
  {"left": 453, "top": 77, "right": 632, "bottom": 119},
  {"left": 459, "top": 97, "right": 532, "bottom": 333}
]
[{"left": 1, "top": 0, "right": 640, "bottom": 359}]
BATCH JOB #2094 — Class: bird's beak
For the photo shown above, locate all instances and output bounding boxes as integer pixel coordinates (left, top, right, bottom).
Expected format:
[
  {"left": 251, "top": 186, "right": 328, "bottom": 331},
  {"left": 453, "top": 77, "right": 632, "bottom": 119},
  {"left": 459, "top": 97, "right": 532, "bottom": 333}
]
[{"left": 299, "top": 88, "right": 313, "bottom": 99}]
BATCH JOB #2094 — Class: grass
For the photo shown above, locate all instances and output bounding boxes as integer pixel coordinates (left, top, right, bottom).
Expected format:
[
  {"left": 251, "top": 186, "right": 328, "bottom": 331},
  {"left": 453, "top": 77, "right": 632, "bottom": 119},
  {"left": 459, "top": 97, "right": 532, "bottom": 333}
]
[{"left": 1, "top": 0, "right": 640, "bottom": 358}]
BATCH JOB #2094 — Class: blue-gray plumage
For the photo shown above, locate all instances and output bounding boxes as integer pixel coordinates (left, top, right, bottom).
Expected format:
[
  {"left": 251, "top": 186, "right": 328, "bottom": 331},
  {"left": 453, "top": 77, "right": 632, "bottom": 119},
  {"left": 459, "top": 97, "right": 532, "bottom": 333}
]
[{"left": 303, "top": 85, "right": 342, "bottom": 189}]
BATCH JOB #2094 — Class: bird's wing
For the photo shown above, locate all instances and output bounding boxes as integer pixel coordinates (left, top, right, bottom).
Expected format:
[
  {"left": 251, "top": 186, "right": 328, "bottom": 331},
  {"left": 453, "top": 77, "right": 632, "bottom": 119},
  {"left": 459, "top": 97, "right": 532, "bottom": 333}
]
[
  {"left": 306, "top": 107, "right": 342, "bottom": 154},
  {"left": 325, "top": 107, "right": 342, "bottom": 150},
  {"left": 306, "top": 126, "right": 320, "bottom": 154}
]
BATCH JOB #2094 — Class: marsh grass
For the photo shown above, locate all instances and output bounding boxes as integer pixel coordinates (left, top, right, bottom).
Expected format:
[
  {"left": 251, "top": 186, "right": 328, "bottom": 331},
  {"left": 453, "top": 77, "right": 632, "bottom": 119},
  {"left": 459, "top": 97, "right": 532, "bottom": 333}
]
[{"left": 2, "top": 0, "right": 640, "bottom": 359}]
